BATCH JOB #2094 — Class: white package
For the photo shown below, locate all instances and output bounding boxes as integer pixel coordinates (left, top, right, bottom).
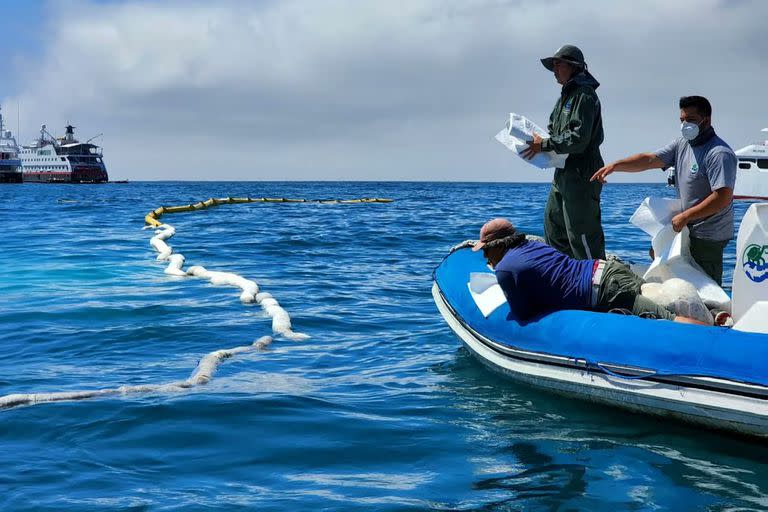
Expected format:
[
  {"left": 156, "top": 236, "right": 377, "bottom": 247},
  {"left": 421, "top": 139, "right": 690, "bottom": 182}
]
[
  {"left": 495, "top": 113, "right": 568, "bottom": 170},
  {"left": 468, "top": 272, "right": 507, "bottom": 318}
]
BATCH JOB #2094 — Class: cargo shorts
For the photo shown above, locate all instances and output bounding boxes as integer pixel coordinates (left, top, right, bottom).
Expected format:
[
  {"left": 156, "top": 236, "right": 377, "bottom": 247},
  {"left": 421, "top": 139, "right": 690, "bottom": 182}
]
[{"left": 594, "top": 261, "right": 675, "bottom": 321}]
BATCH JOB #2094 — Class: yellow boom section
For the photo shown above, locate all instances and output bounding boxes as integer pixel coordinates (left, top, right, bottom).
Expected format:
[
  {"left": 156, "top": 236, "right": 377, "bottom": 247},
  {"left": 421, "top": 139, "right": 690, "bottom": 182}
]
[{"left": 144, "top": 197, "right": 393, "bottom": 227}]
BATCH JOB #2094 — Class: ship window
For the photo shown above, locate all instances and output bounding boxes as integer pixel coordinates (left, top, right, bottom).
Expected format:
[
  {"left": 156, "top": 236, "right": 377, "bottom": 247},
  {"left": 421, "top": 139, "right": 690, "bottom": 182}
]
[
  {"left": 739, "top": 162, "right": 752, "bottom": 170},
  {"left": 60, "top": 157, "right": 65, "bottom": 161},
  {"left": 758, "top": 159, "right": 768, "bottom": 170}
]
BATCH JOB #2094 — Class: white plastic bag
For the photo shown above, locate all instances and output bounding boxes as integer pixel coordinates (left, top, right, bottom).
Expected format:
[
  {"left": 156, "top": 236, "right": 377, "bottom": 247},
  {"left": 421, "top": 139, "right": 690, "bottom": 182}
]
[
  {"left": 641, "top": 279, "right": 714, "bottom": 324},
  {"left": 630, "top": 197, "right": 731, "bottom": 311},
  {"left": 495, "top": 113, "right": 568, "bottom": 170}
]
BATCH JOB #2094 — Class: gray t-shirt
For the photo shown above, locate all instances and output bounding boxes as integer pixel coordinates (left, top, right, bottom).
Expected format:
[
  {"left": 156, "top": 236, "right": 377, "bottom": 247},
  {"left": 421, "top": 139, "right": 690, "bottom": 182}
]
[{"left": 654, "top": 133, "right": 737, "bottom": 241}]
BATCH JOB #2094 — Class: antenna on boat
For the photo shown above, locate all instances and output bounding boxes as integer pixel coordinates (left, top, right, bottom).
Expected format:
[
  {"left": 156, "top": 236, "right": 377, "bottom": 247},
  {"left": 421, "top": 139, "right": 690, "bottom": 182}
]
[
  {"left": 85, "top": 133, "right": 103, "bottom": 144},
  {"left": 0, "top": 105, "right": 7, "bottom": 136},
  {"left": 40, "top": 124, "right": 59, "bottom": 147}
]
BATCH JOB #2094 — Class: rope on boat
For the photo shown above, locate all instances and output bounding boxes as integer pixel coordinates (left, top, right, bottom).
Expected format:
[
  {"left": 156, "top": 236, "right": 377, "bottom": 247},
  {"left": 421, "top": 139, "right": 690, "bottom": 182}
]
[
  {"left": 144, "top": 196, "right": 393, "bottom": 227},
  {"left": 1, "top": 196, "right": 392, "bottom": 410},
  {"left": 0, "top": 336, "right": 273, "bottom": 409}
]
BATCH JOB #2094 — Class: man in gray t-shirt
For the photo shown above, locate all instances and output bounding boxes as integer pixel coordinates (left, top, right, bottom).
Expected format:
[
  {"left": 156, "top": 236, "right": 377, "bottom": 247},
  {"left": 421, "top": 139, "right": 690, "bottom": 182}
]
[{"left": 590, "top": 96, "right": 736, "bottom": 285}]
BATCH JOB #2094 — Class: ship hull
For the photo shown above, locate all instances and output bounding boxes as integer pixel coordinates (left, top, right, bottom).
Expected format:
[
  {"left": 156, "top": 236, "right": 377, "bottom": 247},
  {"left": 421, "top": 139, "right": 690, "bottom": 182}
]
[
  {"left": 0, "top": 161, "right": 23, "bottom": 183},
  {"left": 22, "top": 165, "right": 108, "bottom": 183},
  {"left": 20, "top": 127, "right": 108, "bottom": 183},
  {"left": 0, "top": 172, "right": 23, "bottom": 183}
]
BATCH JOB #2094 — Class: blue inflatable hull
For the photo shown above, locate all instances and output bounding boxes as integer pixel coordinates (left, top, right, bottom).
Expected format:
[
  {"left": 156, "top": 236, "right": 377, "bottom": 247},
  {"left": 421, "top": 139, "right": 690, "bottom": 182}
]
[{"left": 433, "top": 247, "right": 768, "bottom": 437}]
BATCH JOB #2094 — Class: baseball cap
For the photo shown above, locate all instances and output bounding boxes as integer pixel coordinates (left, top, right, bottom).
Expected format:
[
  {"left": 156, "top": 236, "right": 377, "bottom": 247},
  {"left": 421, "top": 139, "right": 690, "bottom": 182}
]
[{"left": 472, "top": 218, "right": 517, "bottom": 252}]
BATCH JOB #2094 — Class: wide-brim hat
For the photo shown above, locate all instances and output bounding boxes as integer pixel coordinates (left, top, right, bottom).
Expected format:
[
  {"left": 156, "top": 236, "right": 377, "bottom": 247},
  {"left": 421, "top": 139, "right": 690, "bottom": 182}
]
[{"left": 541, "top": 44, "right": 585, "bottom": 71}]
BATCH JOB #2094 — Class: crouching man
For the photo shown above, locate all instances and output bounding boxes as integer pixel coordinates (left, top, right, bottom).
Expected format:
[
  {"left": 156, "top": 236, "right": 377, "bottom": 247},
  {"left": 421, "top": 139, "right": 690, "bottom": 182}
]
[{"left": 473, "top": 218, "right": 707, "bottom": 325}]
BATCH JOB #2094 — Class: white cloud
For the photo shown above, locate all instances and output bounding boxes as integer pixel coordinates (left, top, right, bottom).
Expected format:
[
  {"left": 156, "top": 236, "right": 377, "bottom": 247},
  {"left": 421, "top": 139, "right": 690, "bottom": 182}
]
[{"left": 4, "top": 0, "right": 766, "bottom": 180}]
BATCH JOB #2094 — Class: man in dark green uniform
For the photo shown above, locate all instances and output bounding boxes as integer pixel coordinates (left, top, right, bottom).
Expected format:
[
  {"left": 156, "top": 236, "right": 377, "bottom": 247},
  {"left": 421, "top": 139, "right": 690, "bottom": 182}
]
[{"left": 522, "top": 45, "right": 606, "bottom": 260}]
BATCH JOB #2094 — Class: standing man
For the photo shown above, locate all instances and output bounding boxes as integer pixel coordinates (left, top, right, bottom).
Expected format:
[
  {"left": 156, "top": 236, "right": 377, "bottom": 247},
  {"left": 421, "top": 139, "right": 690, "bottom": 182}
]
[
  {"left": 522, "top": 45, "right": 606, "bottom": 260},
  {"left": 591, "top": 96, "right": 736, "bottom": 286}
]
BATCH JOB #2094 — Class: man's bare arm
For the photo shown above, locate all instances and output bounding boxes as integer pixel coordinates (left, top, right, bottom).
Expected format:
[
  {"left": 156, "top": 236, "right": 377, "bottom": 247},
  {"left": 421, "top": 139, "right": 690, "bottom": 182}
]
[
  {"left": 671, "top": 187, "right": 734, "bottom": 232},
  {"left": 591, "top": 153, "right": 666, "bottom": 183}
]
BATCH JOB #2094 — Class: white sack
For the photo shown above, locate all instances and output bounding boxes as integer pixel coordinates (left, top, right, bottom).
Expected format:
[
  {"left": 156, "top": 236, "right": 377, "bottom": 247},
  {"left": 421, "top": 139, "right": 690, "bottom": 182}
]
[
  {"left": 641, "top": 279, "right": 713, "bottom": 324},
  {"left": 495, "top": 113, "right": 568, "bottom": 170},
  {"left": 630, "top": 197, "right": 731, "bottom": 311}
]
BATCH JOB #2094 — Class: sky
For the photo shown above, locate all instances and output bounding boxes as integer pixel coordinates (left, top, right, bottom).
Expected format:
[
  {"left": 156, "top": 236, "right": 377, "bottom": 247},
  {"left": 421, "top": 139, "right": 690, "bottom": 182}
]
[{"left": 1, "top": 0, "right": 766, "bottom": 181}]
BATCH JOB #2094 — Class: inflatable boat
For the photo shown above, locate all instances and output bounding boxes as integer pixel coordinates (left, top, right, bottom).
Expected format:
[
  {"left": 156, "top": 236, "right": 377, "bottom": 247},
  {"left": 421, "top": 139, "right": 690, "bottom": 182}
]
[{"left": 433, "top": 204, "right": 768, "bottom": 437}]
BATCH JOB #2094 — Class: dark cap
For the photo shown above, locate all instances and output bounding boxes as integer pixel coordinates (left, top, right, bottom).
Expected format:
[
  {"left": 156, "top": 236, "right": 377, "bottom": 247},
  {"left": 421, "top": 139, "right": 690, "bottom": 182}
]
[
  {"left": 541, "top": 45, "right": 585, "bottom": 71},
  {"left": 472, "top": 218, "right": 517, "bottom": 252}
]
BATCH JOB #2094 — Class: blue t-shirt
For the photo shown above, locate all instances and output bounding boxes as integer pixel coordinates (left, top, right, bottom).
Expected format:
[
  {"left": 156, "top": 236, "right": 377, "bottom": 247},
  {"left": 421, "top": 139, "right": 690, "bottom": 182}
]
[{"left": 495, "top": 240, "right": 594, "bottom": 321}]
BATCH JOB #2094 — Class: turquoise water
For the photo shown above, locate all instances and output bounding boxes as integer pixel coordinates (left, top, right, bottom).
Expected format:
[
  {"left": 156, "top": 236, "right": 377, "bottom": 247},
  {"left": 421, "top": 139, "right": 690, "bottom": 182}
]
[{"left": 1, "top": 181, "right": 765, "bottom": 511}]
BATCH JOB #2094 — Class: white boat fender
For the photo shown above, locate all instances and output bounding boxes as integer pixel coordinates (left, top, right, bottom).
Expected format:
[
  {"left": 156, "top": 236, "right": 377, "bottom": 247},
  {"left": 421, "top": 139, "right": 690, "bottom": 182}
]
[
  {"left": 0, "top": 336, "right": 275, "bottom": 410},
  {"left": 148, "top": 221, "right": 309, "bottom": 340},
  {"left": 208, "top": 271, "right": 239, "bottom": 286},
  {"left": 260, "top": 297, "right": 279, "bottom": 308},
  {"left": 150, "top": 236, "right": 172, "bottom": 261},
  {"left": 153, "top": 225, "right": 175, "bottom": 240},
  {"left": 239, "top": 290, "right": 257, "bottom": 304},
  {"left": 164, "top": 254, "right": 187, "bottom": 276},
  {"left": 186, "top": 265, "right": 211, "bottom": 278}
]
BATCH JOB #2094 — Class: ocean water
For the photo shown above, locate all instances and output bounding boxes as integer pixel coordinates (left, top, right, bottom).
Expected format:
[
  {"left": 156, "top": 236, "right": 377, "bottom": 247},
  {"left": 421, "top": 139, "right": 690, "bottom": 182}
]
[{"left": 0, "top": 181, "right": 765, "bottom": 511}]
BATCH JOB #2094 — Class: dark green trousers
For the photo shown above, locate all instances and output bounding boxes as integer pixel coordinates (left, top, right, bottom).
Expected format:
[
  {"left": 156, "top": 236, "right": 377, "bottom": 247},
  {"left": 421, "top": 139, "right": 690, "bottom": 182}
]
[
  {"left": 595, "top": 261, "right": 675, "bottom": 320},
  {"left": 689, "top": 236, "right": 730, "bottom": 286},
  {"left": 544, "top": 169, "right": 606, "bottom": 260}
]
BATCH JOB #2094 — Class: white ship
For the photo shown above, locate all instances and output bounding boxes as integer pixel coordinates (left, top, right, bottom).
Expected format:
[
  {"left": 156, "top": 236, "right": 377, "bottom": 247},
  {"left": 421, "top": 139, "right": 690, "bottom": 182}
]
[
  {"left": 734, "top": 128, "right": 768, "bottom": 200},
  {"left": 0, "top": 106, "right": 22, "bottom": 183},
  {"left": 20, "top": 124, "right": 108, "bottom": 183}
]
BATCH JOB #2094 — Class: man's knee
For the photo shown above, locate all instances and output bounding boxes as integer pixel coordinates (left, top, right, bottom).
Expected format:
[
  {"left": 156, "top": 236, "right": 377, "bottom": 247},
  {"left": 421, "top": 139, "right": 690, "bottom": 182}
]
[{"left": 631, "top": 295, "right": 675, "bottom": 321}]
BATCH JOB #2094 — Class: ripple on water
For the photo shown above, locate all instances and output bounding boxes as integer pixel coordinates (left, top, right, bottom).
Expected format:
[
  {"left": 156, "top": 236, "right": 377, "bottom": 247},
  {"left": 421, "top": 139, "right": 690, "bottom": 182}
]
[{"left": 0, "top": 182, "right": 765, "bottom": 511}]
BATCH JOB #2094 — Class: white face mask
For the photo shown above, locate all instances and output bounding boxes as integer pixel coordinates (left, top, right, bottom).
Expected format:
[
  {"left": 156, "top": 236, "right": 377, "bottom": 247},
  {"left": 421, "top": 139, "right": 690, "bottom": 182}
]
[{"left": 681, "top": 121, "right": 700, "bottom": 141}]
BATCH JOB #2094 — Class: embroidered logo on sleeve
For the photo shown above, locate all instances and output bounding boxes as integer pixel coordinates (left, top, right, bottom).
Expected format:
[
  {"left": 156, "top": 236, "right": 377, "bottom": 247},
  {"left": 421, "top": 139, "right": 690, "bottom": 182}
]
[
  {"left": 563, "top": 99, "right": 573, "bottom": 116},
  {"left": 690, "top": 163, "right": 699, "bottom": 175}
]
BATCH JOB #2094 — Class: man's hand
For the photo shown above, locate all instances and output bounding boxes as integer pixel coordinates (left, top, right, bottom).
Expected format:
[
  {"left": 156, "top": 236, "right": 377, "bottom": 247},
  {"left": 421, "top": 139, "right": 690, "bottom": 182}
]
[
  {"left": 521, "top": 133, "right": 544, "bottom": 160},
  {"left": 671, "top": 212, "right": 690, "bottom": 232},
  {"left": 591, "top": 163, "right": 616, "bottom": 183}
]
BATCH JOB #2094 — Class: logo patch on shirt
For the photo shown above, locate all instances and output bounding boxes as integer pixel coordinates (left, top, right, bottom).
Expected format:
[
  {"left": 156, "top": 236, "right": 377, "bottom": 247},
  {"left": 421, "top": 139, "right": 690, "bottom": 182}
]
[
  {"left": 563, "top": 99, "right": 573, "bottom": 115},
  {"left": 690, "top": 163, "right": 699, "bottom": 175}
]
